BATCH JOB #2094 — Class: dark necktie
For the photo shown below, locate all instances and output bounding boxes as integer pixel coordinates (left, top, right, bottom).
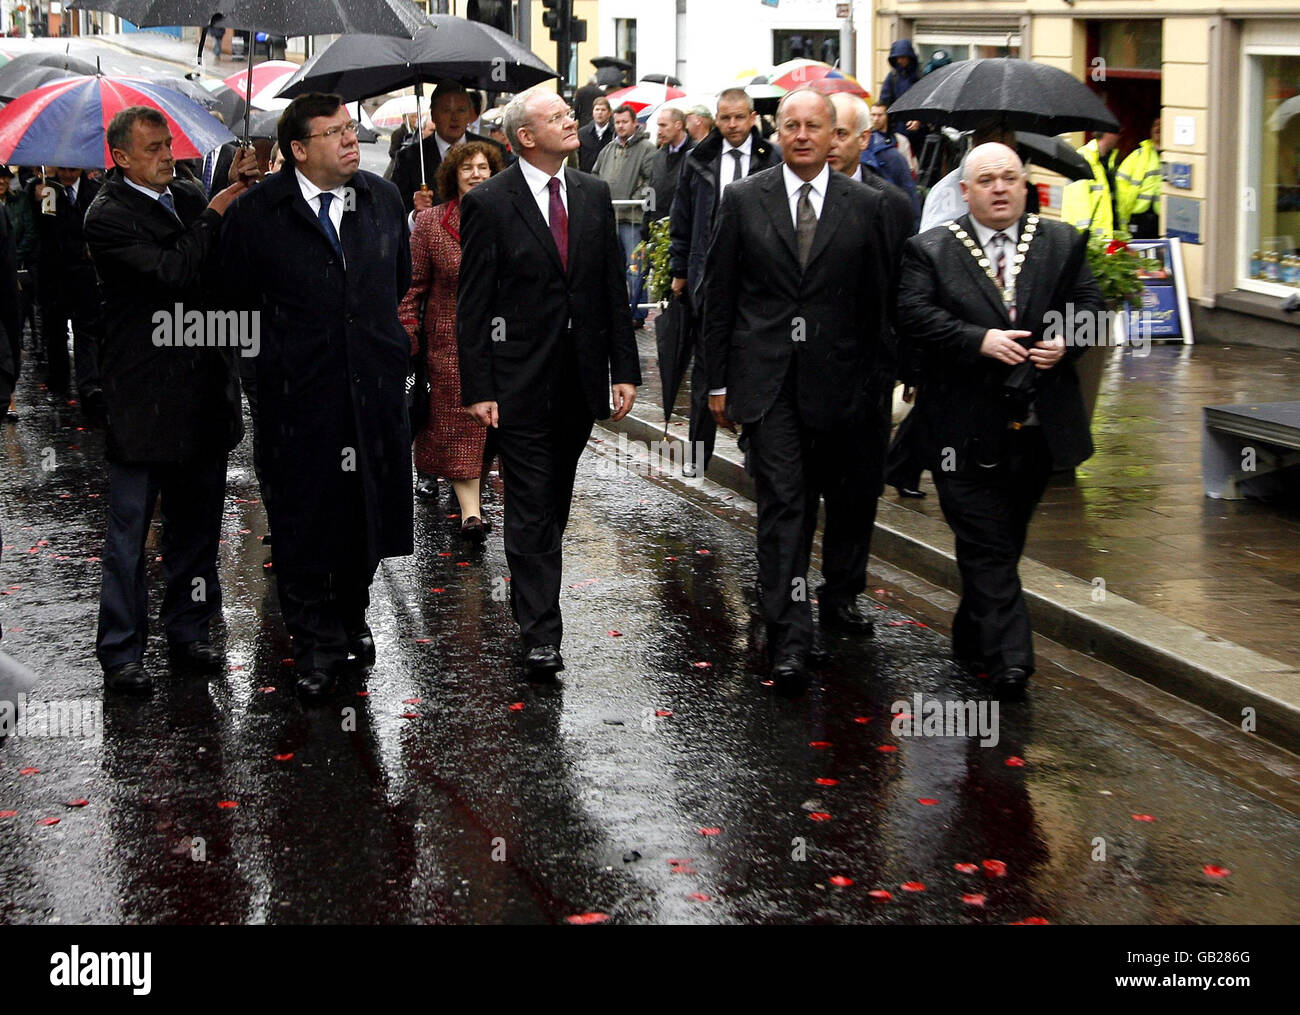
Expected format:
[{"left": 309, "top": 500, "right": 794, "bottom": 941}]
[
  {"left": 157, "top": 189, "right": 182, "bottom": 224},
  {"left": 316, "top": 192, "right": 344, "bottom": 261},
  {"left": 730, "top": 149, "right": 743, "bottom": 182},
  {"left": 548, "top": 176, "right": 568, "bottom": 270},
  {"left": 796, "top": 182, "right": 816, "bottom": 268}
]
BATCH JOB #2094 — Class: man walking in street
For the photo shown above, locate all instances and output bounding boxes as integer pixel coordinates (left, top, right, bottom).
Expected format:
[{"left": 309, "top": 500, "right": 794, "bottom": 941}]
[
  {"left": 457, "top": 88, "right": 640, "bottom": 680},
  {"left": 897, "top": 142, "right": 1103, "bottom": 700},
  {"left": 702, "top": 89, "right": 892, "bottom": 688},
  {"left": 593, "top": 103, "right": 656, "bottom": 328},
  {"left": 220, "top": 93, "right": 414, "bottom": 699},
  {"left": 669, "top": 88, "right": 780, "bottom": 477},
  {"left": 84, "top": 106, "right": 249, "bottom": 695}
]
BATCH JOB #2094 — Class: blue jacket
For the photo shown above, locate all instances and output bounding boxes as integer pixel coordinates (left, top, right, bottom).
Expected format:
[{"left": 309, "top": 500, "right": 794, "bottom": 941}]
[
  {"left": 879, "top": 40, "right": 920, "bottom": 107},
  {"left": 864, "top": 132, "right": 920, "bottom": 231}
]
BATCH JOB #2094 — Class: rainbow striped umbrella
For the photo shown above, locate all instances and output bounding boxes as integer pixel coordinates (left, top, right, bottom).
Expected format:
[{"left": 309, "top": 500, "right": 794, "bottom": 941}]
[{"left": 0, "top": 74, "right": 235, "bottom": 169}]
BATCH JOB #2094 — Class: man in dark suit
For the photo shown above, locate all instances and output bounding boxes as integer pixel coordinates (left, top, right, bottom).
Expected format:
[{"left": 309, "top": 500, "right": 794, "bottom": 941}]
[
  {"left": 388, "top": 82, "right": 506, "bottom": 217},
  {"left": 702, "top": 89, "right": 892, "bottom": 687},
  {"left": 220, "top": 93, "right": 414, "bottom": 699},
  {"left": 576, "top": 95, "right": 614, "bottom": 173},
  {"left": 669, "top": 88, "right": 780, "bottom": 476},
  {"left": 83, "top": 106, "right": 249, "bottom": 695},
  {"left": 28, "top": 167, "right": 102, "bottom": 407},
  {"left": 458, "top": 87, "right": 640, "bottom": 680},
  {"left": 897, "top": 142, "right": 1103, "bottom": 700}
]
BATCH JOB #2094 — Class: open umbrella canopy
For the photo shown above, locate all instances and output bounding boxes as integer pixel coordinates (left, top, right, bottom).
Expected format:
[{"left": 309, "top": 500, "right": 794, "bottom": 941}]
[
  {"left": 607, "top": 82, "right": 685, "bottom": 115},
  {"left": 804, "top": 75, "right": 870, "bottom": 101},
  {"left": 275, "top": 16, "right": 557, "bottom": 101},
  {"left": 886, "top": 58, "right": 1120, "bottom": 135},
  {"left": 371, "top": 93, "right": 421, "bottom": 128},
  {"left": 768, "top": 59, "right": 849, "bottom": 92},
  {"left": 0, "top": 52, "right": 100, "bottom": 102},
  {"left": 0, "top": 74, "right": 235, "bottom": 168},
  {"left": 1016, "top": 131, "right": 1092, "bottom": 181},
  {"left": 224, "top": 59, "right": 299, "bottom": 110},
  {"left": 67, "top": 0, "right": 232, "bottom": 27},
  {"left": 213, "top": 0, "right": 426, "bottom": 38}
]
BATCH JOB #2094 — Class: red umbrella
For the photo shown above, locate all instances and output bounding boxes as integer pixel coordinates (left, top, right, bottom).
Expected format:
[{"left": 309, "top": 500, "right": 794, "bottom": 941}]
[
  {"left": 606, "top": 82, "right": 686, "bottom": 115},
  {"left": 806, "top": 77, "right": 871, "bottom": 101}
]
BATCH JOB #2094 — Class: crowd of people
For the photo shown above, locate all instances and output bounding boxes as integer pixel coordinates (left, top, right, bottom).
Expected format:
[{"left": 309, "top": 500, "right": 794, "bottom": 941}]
[{"left": 0, "top": 54, "right": 1151, "bottom": 707}]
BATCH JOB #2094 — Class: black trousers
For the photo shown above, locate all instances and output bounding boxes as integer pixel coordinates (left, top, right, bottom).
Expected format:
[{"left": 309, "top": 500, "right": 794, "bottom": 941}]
[
  {"left": 686, "top": 333, "right": 717, "bottom": 474},
  {"left": 274, "top": 562, "right": 375, "bottom": 674},
  {"left": 96, "top": 456, "right": 228, "bottom": 670},
  {"left": 932, "top": 426, "right": 1053, "bottom": 677},
  {"left": 39, "top": 280, "right": 100, "bottom": 395},
  {"left": 495, "top": 356, "right": 593, "bottom": 650},
  {"left": 745, "top": 371, "right": 879, "bottom": 659}
]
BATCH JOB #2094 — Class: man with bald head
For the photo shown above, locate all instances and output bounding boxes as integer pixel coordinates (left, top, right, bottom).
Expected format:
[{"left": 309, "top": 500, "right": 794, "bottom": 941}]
[
  {"left": 702, "top": 88, "right": 893, "bottom": 689},
  {"left": 897, "top": 143, "right": 1102, "bottom": 700}
]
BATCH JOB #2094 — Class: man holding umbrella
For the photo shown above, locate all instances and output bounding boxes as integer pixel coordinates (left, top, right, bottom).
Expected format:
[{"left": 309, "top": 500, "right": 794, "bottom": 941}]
[{"left": 897, "top": 142, "right": 1102, "bottom": 701}]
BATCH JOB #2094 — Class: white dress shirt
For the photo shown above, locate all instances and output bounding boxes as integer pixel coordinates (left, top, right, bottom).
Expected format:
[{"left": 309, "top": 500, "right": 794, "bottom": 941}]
[
  {"left": 782, "top": 163, "right": 828, "bottom": 228},
  {"left": 123, "top": 175, "right": 173, "bottom": 207},
  {"left": 848, "top": 164, "right": 863, "bottom": 183},
  {"left": 719, "top": 135, "right": 754, "bottom": 192},
  {"left": 295, "top": 168, "right": 348, "bottom": 265},
  {"left": 518, "top": 155, "right": 568, "bottom": 226},
  {"left": 970, "top": 217, "right": 1014, "bottom": 289}
]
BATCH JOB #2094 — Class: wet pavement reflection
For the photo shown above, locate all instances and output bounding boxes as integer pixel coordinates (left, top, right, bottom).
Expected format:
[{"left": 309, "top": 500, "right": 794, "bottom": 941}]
[{"left": 2, "top": 372, "right": 1299, "bottom": 925}]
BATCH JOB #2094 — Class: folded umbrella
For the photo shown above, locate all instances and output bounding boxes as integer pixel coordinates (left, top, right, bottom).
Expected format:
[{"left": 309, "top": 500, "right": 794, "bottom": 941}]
[
  {"left": 654, "top": 293, "right": 693, "bottom": 434},
  {"left": 0, "top": 75, "right": 236, "bottom": 169},
  {"left": 886, "top": 58, "right": 1119, "bottom": 135}
]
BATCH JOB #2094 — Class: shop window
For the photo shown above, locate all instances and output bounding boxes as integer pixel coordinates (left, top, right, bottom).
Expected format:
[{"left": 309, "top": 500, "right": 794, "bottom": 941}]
[{"left": 1240, "top": 50, "right": 1300, "bottom": 293}]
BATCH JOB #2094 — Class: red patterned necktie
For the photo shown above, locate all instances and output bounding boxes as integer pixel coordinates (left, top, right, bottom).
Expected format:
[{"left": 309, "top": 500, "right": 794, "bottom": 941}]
[{"left": 548, "top": 176, "right": 568, "bottom": 270}]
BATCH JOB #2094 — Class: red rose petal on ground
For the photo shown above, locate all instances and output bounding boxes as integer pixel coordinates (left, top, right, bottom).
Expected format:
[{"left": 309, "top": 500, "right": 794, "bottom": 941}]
[
  {"left": 64, "top": 799, "right": 89, "bottom": 807},
  {"left": 895, "top": 713, "right": 914, "bottom": 720},
  {"left": 695, "top": 548, "right": 710, "bottom": 555},
  {"left": 808, "top": 812, "right": 832, "bottom": 822},
  {"left": 759, "top": 680, "right": 774, "bottom": 687},
  {"left": 962, "top": 893, "right": 987, "bottom": 906},
  {"left": 876, "top": 745, "right": 898, "bottom": 753},
  {"left": 1012, "top": 917, "right": 1050, "bottom": 925},
  {"left": 0, "top": 810, "right": 16, "bottom": 818},
  {"left": 693, "top": 661, "right": 711, "bottom": 669},
  {"left": 438, "top": 552, "right": 452, "bottom": 558},
  {"left": 446, "top": 513, "right": 460, "bottom": 520},
  {"left": 815, "top": 778, "right": 838, "bottom": 786},
  {"left": 670, "top": 866, "right": 699, "bottom": 875},
  {"left": 687, "top": 892, "right": 712, "bottom": 902},
  {"left": 274, "top": 753, "right": 294, "bottom": 762},
  {"left": 356, "top": 690, "right": 370, "bottom": 697},
  {"left": 809, "top": 741, "right": 832, "bottom": 749},
  {"left": 281, "top": 658, "right": 294, "bottom": 667},
  {"left": 698, "top": 827, "right": 721, "bottom": 836},
  {"left": 414, "top": 638, "right": 432, "bottom": 644},
  {"left": 982, "top": 860, "right": 1007, "bottom": 877},
  {"left": 565, "top": 913, "right": 610, "bottom": 925},
  {"left": 227, "top": 664, "right": 245, "bottom": 672},
  {"left": 1203, "top": 865, "right": 1231, "bottom": 878},
  {"left": 900, "top": 881, "right": 926, "bottom": 892},
  {"left": 403, "top": 698, "right": 422, "bottom": 705},
  {"left": 609, "top": 630, "right": 623, "bottom": 637},
  {"left": 36, "top": 817, "right": 60, "bottom": 826},
  {"left": 1132, "top": 814, "right": 1157, "bottom": 822},
  {"left": 917, "top": 798, "right": 940, "bottom": 806},
  {"left": 217, "top": 800, "right": 239, "bottom": 809},
  {"left": 853, "top": 716, "right": 872, "bottom": 724},
  {"left": 430, "top": 587, "right": 446, "bottom": 593},
  {"left": 18, "top": 767, "right": 39, "bottom": 776},
  {"left": 508, "top": 702, "right": 525, "bottom": 712},
  {"left": 665, "top": 555, "right": 678, "bottom": 562},
  {"left": 401, "top": 712, "right": 420, "bottom": 719},
  {"left": 655, "top": 709, "right": 672, "bottom": 717},
  {"left": 456, "top": 561, "right": 470, "bottom": 568},
  {"left": 867, "top": 889, "right": 892, "bottom": 900},
  {"left": 1005, "top": 756, "right": 1026, "bottom": 767},
  {"left": 829, "top": 875, "right": 853, "bottom": 887},
  {"left": 257, "top": 686, "right": 276, "bottom": 693},
  {"left": 954, "top": 863, "right": 980, "bottom": 874}
]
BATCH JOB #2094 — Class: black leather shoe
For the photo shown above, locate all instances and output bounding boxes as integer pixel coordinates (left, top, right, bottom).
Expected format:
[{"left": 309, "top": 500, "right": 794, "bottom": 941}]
[
  {"left": 415, "top": 474, "right": 439, "bottom": 499},
  {"left": 346, "top": 629, "right": 376, "bottom": 670},
  {"left": 770, "top": 653, "right": 808, "bottom": 685},
  {"left": 894, "top": 485, "right": 926, "bottom": 498},
  {"left": 296, "top": 668, "right": 337, "bottom": 699},
  {"left": 104, "top": 661, "right": 152, "bottom": 695},
  {"left": 524, "top": 644, "right": 564, "bottom": 680},
  {"left": 820, "top": 603, "right": 874, "bottom": 635},
  {"left": 80, "top": 386, "right": 106, "bottom": 416},
  {"left": 168, "top": 640, "right": 223, "bottom": 675},
  {"left": 990, "top": 666, "right": 1029, "bottom": 701},
  {"left": 460, "top": 516, "right": 490, "bottom": 542}
]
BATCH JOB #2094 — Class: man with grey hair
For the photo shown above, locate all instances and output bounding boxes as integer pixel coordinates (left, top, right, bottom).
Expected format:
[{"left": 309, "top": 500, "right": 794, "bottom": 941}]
[
  {"left": 83, "top": 106, "right": 250, "bottom": 694},
  {"left": 669, "top": 86, "right": 779, "bottom": 477},
  {"left": 457, "top": 87, "right": 640, "bottom": 681},
  {"left": 685, "top": 105, "right": 713, "bottom": 145},
  {"left": 898, "top": 142, "right": 1101, "bottom": 700}
]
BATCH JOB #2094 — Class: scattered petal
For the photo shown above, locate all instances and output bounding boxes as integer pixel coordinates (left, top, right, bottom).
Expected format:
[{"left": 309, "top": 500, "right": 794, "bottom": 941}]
[
  {"left": 982, "top": 859, "right": 1007, "bottom": 877},
  {"left": 1005, "top": 756, "right": 1026, "bottom": 767},
  {"left": 36, "top": 817, "right": 60, "bottom": 826},
  {"left": 665, "top": 556, "right": 677, "bottom": 562},
  {"left": 217, "top": 800, "right": 239, "bottom": 809},
  {"left": 403, "top": 698, "right": 422, "bottom": 705},
  {"left": 281, "top": 658, "right": 294, "bottom": 667},
  {"left": 697, "top": 827, "right": 721, "bottom": 836},
  {"left": 686, "top": 892, "right": 712, "bottom": 902},
  {"left": 876, "top": 745, "right": 898, "bottom": 753},
  {"left": 430, "top": 587, "right": 446, "bottom": 593},
  {"left": 954, "top": 863, "right": 979, "bottom": 874},
  {"left": 414, "top": 638, "right": 432, "bottom": 644},
  {"left": 808, "top": 812, "right": 832, "bottom": 822},
  {"left": 257, "top": 686, "right": 276, "bottom": 693},
  {"left": 655, "top": 709, "right": 673, "bottom": 717},
  {"left": 961, "top": 893, "right": 987, "bottom": 906},
  {"left": 227, "top": 664, "right": 245, "bottom": 672},
  {"left": 829, "top": 875, "right": 853, "bottom": 887},
  {"left": 401, "top": 712, "right": 421, "bottom": 719},
  {"left": 853, "top": 716, "right": 872, "bottom": 724},
  {"left": 18, "top": 767, "right": 39, "bottom": 776},
  {"left": 808, "top": 741, "right": 832, "bottom": 749},
  {"left": 815, "top": 778, "right": 839, "bottom": 786},
  {"left": 1011, "top": 917, "right": 1050, "bottom": 925},
  {"left": 692, "top": 661, "right": 712, "bottom": 669},
  {"left": 64, "top": 799, "right": 89, "bottom": 808},
  {"left": 917, "top": 798, "right": 939, "bottom": 806},
  {"left": 1132, "top": 814, "right": 1157, "bottom": 822},
  {"left": 355, "top": 690, "right": 370, "bottom": 697},
  {"left": 695, "top": 548, "right": 711, "bottom": 556},
  {"left": 0, "top": 810, "right": 16, "bottom": 818},
  {"left": 274, "top": 753, "right": 294, "bottom": 762},
  {"left": 456, "top": 561, "right": 470, "bottom": 568},
  {"left": 564, "top": 913, "right": 610, "bottom": 925},
  {"left": 900, "top": 881, "right": 926, "bottom": 892},
  {"left": 608, "top": 630, "right": 623, "bottom": 637},
  {"left": 1203, "top": 865, "right": 1231, "bottom": 878},
  {"left": 508, "top": 702, "right": 525, "bottom": 712},
  {"left": 867, "top": 889, "right": 892, "bottom": 901}
]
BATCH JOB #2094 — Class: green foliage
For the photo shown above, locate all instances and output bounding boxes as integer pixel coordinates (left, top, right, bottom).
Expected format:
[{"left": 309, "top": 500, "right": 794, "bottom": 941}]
[
  {"left": 640, "top": 217, "right": 674, "bottom": 305},
  {"left": 1086, "top": 232, "right": 1157, "bottom": 309}
]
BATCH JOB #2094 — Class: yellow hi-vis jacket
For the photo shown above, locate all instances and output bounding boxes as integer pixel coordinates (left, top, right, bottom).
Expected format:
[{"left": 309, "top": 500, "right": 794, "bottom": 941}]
[
  {"left": 1117, "top": 139, "right": 1162, "bottom": 225},
  {"left": 1060, "top": 139, "right": 1119, "bottom": 239}
]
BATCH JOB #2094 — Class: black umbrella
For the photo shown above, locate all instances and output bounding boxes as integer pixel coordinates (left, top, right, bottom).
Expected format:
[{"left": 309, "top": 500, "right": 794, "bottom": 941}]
[
  {"left": 640, "top": 73, "right": 682, "bottom": 87},
  {"left": 655, "top": 293, "right": 693, "bottom": 433},
  {"left": 886, "top": 58, "right": 1119, "bottom": 135},
  {"left": 0, "top": 53, "right": 99, "bottom": 102},
  {"left": 1016, "top": 131, "right": 1091, "bottom": 181},
  {"left": 591, "top": 56, "right": 633, "bottom": 71}
]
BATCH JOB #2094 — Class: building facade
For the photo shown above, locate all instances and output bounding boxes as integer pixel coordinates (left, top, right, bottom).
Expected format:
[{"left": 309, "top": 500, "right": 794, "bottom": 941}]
[{"left": 875, "top": 0, "right": 1300, "bottom": 349}]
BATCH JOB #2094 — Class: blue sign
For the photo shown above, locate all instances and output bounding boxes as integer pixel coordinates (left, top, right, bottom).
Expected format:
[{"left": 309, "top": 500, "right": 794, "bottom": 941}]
[{"left": 1170, "top": 163, "right": 1192, "bottom": 190}]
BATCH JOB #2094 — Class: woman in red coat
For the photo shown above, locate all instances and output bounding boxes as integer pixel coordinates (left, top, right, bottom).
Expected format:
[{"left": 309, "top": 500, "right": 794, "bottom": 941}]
[{"left": 399, "top": 140, "right": 504, "bottom": 540}]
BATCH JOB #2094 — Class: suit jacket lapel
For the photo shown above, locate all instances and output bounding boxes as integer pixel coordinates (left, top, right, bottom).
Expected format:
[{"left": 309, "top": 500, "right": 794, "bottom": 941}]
[
  {"left": 760, "top": 171, "right": 799, "bottom": 264},
  {"left": 507, "top": 163, "right": 566, "bottom": 276},
  {"left": 954, "top": 213, "right": 1012, "bottom": 324},
  {"left": 1013, "top": 215, "right": 1042, "bottom": 323},
  {"left": 563, "top": 167, "right": 585, "bottom": 280},
  {"left": 802, "top": 171, "right": 846, "bottom": 272}
]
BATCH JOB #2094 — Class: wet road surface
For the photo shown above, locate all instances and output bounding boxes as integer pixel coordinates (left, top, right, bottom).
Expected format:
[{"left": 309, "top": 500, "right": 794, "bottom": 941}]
[{"left": 2, "top": 371, "right": 1299, "bottom": 925}]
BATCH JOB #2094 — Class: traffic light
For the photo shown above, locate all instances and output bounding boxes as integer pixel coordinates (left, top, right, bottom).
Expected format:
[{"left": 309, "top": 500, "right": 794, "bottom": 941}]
[
  {"left": 570, "top": 16, "right": 588, "bottom": 44},
  {"left": 542, "top": 0, "right": 568, "bottom": 43}
]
